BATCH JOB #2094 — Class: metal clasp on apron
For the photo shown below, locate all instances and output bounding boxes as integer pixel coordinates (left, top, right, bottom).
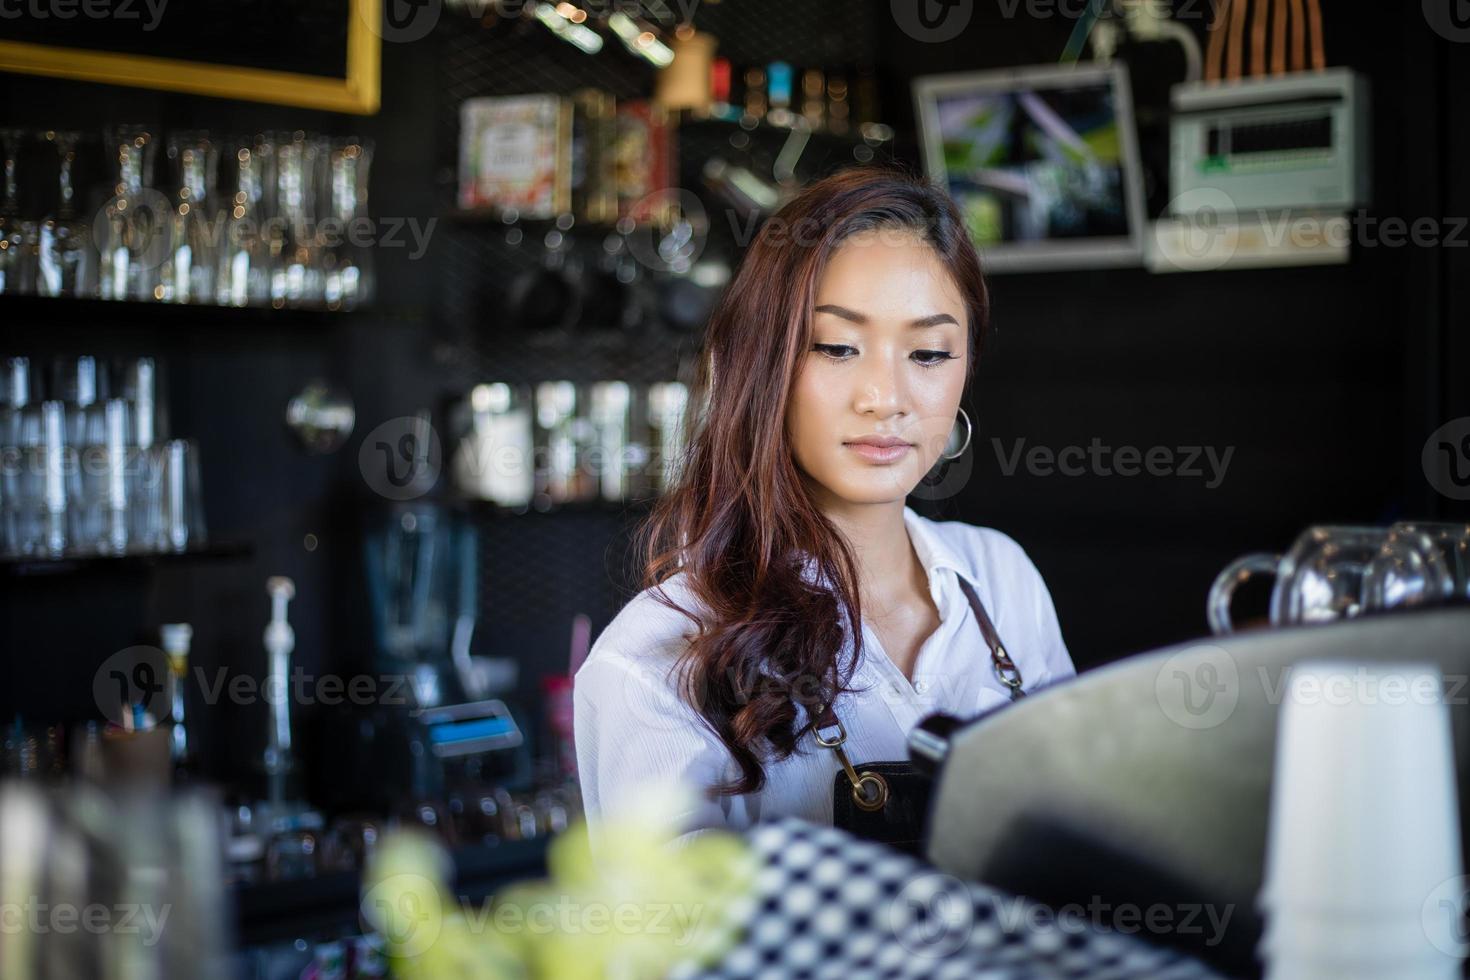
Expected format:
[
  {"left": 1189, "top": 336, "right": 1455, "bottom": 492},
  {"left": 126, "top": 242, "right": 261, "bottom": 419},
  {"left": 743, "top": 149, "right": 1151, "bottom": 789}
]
[
  {"left": 992, "top": 643, "right": 1025, "bottom": 700},
  {"left": 815, "top": 715, "right": 889, "bottom": 812}
]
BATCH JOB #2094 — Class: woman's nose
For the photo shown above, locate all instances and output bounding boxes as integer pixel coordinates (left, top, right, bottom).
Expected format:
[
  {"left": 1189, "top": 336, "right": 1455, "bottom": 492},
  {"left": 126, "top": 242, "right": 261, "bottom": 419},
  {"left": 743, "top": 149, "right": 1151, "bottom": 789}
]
[{"left": 852, "top": 355, "right": 904, "bottom": 417}]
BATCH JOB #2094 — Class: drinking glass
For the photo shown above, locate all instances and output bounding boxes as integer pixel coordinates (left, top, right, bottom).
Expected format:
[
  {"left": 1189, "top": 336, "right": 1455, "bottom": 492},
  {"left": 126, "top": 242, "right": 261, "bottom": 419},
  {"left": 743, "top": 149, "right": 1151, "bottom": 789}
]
[
  {"left": 53, "top": 354, "right": 102, "bottom": 449},
  {"left": 39, "top": 399, "right": 70, "bottom": 558},
  {"left": 97, "top": 124, "right": 163, "bottom": 302},
  {"left": 0, "top": 127, "right": 38, "bottom": 296},
  {"left": 149, "top": 438, "right": 206, "bottom": 553},
  {"left": 646, "top": 381, "right": 690, "bottom": 493},
  {"left": 590, "top": 380, "right": 631, "bottom": 502},
  {"left": 1208, "top": 525, "right": 1455, "bottom": 634},
  {"left": 158, "top": 131, "right": 219, "bottom": 304},
  {"left": 270, "top": 130, "right": 327, "bottom": 307},
  {"left": 37, "top": 131, "right": 94, "bottom": 298},
  {"left": 216, "top": 135, "right": 274, "bottom": 307},
  {"left": 1391, "top": 521, "right": 1470, "bottom": 601},
  {"left": 1, "top": 357, "right": 35, "bottom": 555},
  {"left": 100, "top": 398, "right": 132, "bottom": 554},
  {"left": 322, "top": 136, "right": 373, "bottom": 310},
  {"left": 122, "top": 355, "right": 164, "bottom": 450}
]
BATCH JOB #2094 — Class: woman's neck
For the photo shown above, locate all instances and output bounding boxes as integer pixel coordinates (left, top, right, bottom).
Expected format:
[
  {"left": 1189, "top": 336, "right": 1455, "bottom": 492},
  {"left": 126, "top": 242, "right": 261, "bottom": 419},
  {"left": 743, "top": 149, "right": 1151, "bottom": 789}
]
[{"left": 820, "top": 498, "right": 925, "bottom": 613}]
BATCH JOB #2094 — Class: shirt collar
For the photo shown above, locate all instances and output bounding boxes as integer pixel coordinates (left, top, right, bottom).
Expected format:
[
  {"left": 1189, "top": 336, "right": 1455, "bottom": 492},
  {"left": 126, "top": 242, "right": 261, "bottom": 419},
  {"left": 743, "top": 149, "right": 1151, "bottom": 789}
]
[
  {"left": 795, "top": 505, "right": 973, "bottom": 591},
  {"left": 902, "top": 504, "right": 971, "bottom": 582}
]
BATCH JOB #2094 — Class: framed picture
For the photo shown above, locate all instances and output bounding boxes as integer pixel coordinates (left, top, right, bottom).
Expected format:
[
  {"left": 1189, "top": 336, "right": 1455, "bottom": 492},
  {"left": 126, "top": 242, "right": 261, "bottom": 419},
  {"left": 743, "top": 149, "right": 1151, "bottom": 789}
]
[
  {"left": 914, "top": 62, "right": 1147, "bottom": 273},
  {"left": 0, "top": 0, "right": 381, "bottom": 115}
]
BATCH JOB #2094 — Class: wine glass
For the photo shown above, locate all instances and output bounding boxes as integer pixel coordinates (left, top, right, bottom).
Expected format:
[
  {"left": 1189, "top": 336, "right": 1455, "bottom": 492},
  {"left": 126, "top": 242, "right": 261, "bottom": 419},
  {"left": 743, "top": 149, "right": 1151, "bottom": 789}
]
[
  {"left": 269, "top": 130, "right": 327, "bottom": 307},
  {"left": 37, "top": 130, "right": 94, "bottom": 298},
  {"left": 216, "top": 134, "right": 275, "bottom": 307},
  {"left": 158, "top": 131, "right": 219, "bottom": 304},
  {"left": 322, "top": 136, "right": 374, "bottom": 310},
  {"left": 97, "top": 124, "right": 165, "bottom": 302}
]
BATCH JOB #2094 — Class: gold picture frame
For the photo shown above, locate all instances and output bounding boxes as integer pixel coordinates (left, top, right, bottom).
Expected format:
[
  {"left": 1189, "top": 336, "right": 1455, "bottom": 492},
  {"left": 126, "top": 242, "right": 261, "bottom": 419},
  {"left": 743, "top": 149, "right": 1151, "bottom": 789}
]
[{"left": 0, "top": 0, "right": 381, "bottom": 115}]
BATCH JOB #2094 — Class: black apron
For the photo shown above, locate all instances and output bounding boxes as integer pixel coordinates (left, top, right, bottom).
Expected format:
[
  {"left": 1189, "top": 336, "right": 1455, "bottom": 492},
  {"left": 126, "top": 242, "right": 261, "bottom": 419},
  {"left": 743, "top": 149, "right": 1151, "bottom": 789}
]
[{"left": 814, "top": 575, "right": 1025, "bottom": 857}]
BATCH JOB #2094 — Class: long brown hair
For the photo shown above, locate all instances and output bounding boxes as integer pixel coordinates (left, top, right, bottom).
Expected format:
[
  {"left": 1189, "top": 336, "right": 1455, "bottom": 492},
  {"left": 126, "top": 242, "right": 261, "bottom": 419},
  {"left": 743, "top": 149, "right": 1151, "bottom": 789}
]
[{"left": 635, "top": 166, "right": 991, "bottom": 796}]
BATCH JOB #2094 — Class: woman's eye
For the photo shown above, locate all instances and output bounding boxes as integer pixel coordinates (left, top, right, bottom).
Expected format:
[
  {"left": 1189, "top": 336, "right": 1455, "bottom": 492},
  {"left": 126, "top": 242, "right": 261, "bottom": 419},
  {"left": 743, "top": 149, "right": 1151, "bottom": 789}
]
[{"left": 812, "top": 345, "right": 957, "bottom": 366}]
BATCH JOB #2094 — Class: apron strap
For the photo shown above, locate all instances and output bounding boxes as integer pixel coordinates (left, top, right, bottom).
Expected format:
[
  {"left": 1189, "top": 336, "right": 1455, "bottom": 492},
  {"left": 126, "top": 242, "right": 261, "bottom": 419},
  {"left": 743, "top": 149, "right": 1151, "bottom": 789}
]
[
  {"left": 815, "top": 571, "right": 1027, "bottom": 810},
  {"left": 954, "top": 574, "right": 1026, "bottom": 701}
]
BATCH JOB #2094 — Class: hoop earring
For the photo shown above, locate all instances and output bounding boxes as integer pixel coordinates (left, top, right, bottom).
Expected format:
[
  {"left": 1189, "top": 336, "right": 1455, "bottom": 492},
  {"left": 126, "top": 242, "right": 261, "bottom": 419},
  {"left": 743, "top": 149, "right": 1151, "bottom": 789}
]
[{"left": 941, "top": 407, "right": 972, "bottom": 460}]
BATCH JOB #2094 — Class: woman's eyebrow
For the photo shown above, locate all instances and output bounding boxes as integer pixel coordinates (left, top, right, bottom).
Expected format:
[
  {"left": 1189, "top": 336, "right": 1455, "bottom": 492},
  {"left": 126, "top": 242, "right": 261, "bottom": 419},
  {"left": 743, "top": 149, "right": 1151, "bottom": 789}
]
[{"left": 814, "top": 304, "right": 958, "bottom": 328}]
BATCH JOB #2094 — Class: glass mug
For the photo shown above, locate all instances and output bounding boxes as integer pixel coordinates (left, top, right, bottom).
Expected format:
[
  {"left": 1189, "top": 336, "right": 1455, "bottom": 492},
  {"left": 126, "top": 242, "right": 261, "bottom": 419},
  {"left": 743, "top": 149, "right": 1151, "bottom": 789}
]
[
  {"left": 1208, "top": 525, "right": 1455, "bottom": 635},
  {"left": 1391, "top": 521, "right": 1470, "bottom": 601}
]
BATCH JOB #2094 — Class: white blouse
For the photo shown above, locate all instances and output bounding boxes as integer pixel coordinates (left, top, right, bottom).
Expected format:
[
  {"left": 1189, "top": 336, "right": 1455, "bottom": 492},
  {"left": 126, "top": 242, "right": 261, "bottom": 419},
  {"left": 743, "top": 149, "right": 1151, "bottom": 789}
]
[{"left": 572, "top": 505, "right": 1076, "bottom": 851}]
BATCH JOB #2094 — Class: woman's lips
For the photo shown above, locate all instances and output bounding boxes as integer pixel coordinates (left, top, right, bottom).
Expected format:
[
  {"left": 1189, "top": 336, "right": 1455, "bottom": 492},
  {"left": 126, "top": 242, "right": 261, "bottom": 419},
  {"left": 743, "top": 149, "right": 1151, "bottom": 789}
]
[{"left": 844, "top": 442, "right": 913, "bottom": 463}]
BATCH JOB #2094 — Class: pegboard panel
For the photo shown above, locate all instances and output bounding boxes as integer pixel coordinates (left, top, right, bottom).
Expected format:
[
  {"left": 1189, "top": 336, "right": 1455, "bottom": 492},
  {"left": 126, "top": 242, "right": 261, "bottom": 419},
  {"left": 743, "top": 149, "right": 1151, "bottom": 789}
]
[
  {"left": 686, "top": 0, "right": 878, "bottom": 67},
  {"left": 479, "top": 505, "right": 646, "bottom": 637},
  {"left": 427, "top": 2, "right": 883, "bottom": 672}
]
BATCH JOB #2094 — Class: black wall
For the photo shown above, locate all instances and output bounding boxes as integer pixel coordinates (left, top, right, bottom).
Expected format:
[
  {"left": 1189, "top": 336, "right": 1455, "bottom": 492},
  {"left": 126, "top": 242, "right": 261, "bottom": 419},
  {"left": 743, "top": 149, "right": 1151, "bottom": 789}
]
[{"left": 1, "top": 2, "right": 1466, "bottom": 791}]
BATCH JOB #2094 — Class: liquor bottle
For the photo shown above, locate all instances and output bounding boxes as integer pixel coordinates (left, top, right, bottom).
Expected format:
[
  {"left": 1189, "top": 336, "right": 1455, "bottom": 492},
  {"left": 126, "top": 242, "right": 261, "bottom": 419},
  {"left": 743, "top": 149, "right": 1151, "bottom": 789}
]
[{"left": 161, "top": 622, "right": 195, "bottom": 780}]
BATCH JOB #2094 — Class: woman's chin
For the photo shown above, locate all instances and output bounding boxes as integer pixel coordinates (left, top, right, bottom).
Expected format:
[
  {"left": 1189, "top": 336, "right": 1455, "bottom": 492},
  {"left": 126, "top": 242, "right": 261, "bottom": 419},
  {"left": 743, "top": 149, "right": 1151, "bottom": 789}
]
[{"left": 822, "top": 471, "right": 918, "bottom": 505}]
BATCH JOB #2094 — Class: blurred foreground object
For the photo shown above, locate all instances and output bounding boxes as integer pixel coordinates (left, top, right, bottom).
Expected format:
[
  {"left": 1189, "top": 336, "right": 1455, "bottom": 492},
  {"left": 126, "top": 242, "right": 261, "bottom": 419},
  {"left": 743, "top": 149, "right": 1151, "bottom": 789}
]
[
  {"left": 362, "top": 782, "right": 753, "bottom": 980},
  {"left": 0, "top": 782, "right": 231, "bottom": 980},
  {"left": 919, "top": 607, "right": 1470, "bottom": 975}
]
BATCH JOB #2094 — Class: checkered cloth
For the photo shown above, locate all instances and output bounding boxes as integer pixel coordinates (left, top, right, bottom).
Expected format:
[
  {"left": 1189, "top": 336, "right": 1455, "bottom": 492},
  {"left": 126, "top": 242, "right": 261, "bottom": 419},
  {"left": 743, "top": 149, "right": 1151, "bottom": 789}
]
[{"left": 667, "top": 818, "right": 1227, "bottom": 980}]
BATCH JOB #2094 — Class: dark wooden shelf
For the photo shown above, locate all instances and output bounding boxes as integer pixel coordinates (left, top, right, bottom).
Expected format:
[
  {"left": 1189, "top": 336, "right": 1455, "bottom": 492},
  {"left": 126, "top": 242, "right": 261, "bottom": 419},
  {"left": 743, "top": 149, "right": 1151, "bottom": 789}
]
[{"left": 0, "top": 539, "right": 254, "bottom": 578}]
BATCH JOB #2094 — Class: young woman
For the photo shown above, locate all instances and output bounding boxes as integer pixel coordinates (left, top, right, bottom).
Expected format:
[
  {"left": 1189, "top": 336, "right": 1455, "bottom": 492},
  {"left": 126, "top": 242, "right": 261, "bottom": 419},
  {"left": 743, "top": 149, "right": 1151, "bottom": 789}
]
[{"left": 573, "top": 167, "right": 1075, "bottom": 850}]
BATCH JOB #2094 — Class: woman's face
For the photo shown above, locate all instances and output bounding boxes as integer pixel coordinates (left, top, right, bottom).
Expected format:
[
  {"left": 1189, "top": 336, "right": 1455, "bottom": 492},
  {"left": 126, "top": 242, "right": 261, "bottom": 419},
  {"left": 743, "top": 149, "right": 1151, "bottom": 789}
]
[{"left": 787, "top": 228, "right": 969, "bottom": 509}]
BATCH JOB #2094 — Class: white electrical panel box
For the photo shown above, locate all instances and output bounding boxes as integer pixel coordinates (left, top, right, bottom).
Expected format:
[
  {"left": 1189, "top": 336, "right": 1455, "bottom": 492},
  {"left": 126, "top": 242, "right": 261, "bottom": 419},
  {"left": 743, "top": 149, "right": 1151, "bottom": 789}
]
[{"left": 1170, "top": 68, "right": 1370, "bottom": 214}]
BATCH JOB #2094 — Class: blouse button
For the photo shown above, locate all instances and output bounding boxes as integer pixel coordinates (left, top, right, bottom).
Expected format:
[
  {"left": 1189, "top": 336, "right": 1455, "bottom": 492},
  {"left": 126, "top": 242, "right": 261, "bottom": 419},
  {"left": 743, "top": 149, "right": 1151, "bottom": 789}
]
[{"left": 915, "top": 680, "right": 930, "bottom": 694}]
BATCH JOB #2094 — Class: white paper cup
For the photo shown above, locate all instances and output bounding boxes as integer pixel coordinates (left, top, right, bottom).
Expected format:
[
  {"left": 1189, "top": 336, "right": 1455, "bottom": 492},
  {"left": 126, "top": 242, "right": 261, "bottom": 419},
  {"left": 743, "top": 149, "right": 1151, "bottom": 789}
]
[
  {"left": 1263, "top": 949, "right": 1460, "bottom": 980},
  {"left": 1258, "top": 906, "right": 1454, "bottom": 961},
  {"left": 1258, "top": 660, "right": 1462, "bottom": 911}
]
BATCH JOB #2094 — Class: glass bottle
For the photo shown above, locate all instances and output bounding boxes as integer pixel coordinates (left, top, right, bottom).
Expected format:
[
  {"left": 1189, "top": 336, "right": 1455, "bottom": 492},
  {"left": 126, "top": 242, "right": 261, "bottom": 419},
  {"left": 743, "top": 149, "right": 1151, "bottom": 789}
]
[{"left": 161, "top": 622, "right": 195, "bottom": 779}]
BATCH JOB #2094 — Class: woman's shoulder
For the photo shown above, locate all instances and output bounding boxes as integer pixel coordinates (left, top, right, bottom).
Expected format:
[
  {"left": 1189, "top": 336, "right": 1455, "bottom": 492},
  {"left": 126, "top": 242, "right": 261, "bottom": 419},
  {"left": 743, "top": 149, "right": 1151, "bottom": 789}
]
[{"left": 578, "top": 571, "right": 708, "bottom": 679}]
